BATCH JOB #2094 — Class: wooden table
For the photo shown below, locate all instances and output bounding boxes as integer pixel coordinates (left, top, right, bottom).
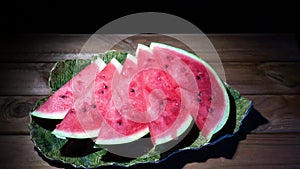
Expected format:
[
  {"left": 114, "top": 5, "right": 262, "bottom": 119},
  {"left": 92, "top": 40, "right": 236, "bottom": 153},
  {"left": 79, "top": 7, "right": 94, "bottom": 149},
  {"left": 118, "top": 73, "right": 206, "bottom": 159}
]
[{"left": 0, "top": 34, "right": 299, "bottom": 169}]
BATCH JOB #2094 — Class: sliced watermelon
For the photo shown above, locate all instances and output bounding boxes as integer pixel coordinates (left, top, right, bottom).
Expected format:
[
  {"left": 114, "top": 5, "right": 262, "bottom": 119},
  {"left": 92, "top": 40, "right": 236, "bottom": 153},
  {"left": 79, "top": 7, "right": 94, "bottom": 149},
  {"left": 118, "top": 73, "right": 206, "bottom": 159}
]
[
  {"left": 95, "top": 58, "right": 149, "bottom": 145},
  {"left": 52, "top": 81, "right": 102, "bottom": 139},
  {"left": 150, "top": 42, "right": 230, "bottom": 140},
  {"left": 135, "top": 44, "right": 196, "bottom": 145},
  {"left": 111, "top": 45, "right": 196, "bottom": 145},
  {"left": 31, "top": 58, "right": 106, "bottom": 119},
  {"left": 52, "top": 58, "right": 129, "bottom": 139},
  {"left": 95, "top": 101, "right": 149, "bottom": 145}
]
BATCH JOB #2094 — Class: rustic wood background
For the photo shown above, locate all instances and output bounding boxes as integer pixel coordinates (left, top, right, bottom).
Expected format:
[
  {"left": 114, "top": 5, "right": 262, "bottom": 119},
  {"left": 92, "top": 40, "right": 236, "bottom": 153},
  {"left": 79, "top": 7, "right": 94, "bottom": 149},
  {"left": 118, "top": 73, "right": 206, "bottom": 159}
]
[{"left": 0, "top": 34, "right": 299, "bottom": 169}]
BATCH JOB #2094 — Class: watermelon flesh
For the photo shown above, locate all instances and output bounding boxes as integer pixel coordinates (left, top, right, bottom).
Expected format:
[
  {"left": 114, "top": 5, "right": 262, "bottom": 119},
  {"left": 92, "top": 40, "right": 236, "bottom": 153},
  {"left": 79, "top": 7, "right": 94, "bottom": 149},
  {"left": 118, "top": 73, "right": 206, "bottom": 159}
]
[
  {"left": 52, "top": 80, "right": 102, "bottom": 139},
  {"left": 135, "top": 44, "right": 196, "bottom": 145},
  {"left": 111, "top": 45, "right": 196, "bottom": 145},
  {"left": 31, "top": 58, "right": 106, "bottom": 119},
  {"left": 52, "top": 58, "right": 120, "bottom": 139},
  {"left": 95, "top": 58, "right": 149, "bottom": 145},
  {"left": 150, "top": 42, "right": 230, "bottom": 140}
]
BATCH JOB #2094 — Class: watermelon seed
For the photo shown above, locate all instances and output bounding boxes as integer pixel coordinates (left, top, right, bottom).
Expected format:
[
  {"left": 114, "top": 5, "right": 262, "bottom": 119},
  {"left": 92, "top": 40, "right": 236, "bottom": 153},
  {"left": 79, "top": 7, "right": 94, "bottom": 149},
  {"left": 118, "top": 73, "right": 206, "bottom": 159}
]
[
  {"left": 196, "top": 98, "right": 202, "bottom": 102},
  {"left": 101, "top": 91, "right": 104, "bottom": 94},
  {"left": 208, "top": 108, "right": 213, "bottom": 113},
  {"left": 164, "top": 64, "right": 169, "bottom": 69},
  {"left": 104, "top": 85, "right": 108, "bottom": 89},
  {"left": 209, "top": 96, "right": 213, "bottom": 101},
  {"left": 92, "top": 105, "right": 97, "bottom": 109},
  {"left": 82, "top": 108, "right": 87, "bottom": 112},
  {"left": 117, "top": 121, "right": 122, "bottom": 125},
  {"left": 60, "top": 95, "right": 66, "bottom": 98},
  {"left": 196, "top": 75, "right": 201, "bottom": 80},
  {"left": 130, "top": 89, "right": 135, "bottom": 93},
  {"left": 197, "top": 92, "right": 202, "bottom": 96}
]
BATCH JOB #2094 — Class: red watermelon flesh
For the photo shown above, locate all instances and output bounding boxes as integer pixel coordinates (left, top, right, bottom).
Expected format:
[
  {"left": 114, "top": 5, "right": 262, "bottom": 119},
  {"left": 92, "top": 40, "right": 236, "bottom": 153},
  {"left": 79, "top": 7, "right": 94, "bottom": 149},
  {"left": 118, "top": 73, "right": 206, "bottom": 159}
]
[
  {"left": 52, "top": 58, "right": 121, "bottom": 139},
  {"left": 52, "top": 106, "right": 102, "bottom": 139},
  {"left": 31, "top": 59, "right": 106, "bottom": 119},
  {"left": 150, "top": 42, "right": 230, "bottom": 140},
  {"left": 95, "top": 101, "right": 149, "bottom": 145},
  {"left": 129, "top": 68, "right": 193, "bottom": 145},
  {"left": 95, "top": 58, "right": 149, "bottom": 145},
  {"left": 111, "top": 54, "right": 153, "bottom": 123},
  {"left": 52, "top": 78, "right": 103, "bottom": 139},
  {"left": 134, "top": 44, "right": 196, "bottom": 145},
  {"left": 111, "top": 45, "right": 195, "bottom": 145}
]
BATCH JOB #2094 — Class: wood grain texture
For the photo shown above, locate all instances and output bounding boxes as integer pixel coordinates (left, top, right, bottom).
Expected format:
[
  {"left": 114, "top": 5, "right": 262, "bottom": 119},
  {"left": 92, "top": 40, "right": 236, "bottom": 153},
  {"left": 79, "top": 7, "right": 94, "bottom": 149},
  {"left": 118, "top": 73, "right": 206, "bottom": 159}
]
[
  {"left": 0, "top": 134, "right": 299, "bottom": 169},
  {"left": 182, "top": 134, "right": 300, "bottom": 169},
  {"left": 0, "top": 136, "right": 57, "bottom": 169},
  {"left": 0, "top": 34, "right": 299, "bottom": 63},
  {"left": 0, "top": 62, "right": 299, "bottom": 95},
  {"left": 0, "top": 96, "right": 44, "bottom": 134}
]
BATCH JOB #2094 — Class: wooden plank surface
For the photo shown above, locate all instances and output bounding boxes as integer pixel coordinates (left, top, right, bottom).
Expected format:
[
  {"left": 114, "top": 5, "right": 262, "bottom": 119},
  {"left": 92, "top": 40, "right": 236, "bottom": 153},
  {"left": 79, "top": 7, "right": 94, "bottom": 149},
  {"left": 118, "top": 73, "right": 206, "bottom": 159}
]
[
  {"left": 0, "top": 34, "right": 299, "bottom": 63},
  {"left": 0, "top": 34, "right": 299, "bottom": 169},
  {"left": 0, "top": 62, "right": 299, "bottom": 95},
  {"left": 0, "top": 134, "right": 299, "bottom": 169}
]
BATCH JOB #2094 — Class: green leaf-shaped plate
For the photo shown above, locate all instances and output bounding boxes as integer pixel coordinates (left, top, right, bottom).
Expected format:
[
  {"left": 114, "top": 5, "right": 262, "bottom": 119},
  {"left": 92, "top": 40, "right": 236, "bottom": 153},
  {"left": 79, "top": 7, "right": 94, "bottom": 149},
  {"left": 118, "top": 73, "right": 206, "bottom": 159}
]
[{"left": 29, "top": 51, "right": 252, "bottom": 168}]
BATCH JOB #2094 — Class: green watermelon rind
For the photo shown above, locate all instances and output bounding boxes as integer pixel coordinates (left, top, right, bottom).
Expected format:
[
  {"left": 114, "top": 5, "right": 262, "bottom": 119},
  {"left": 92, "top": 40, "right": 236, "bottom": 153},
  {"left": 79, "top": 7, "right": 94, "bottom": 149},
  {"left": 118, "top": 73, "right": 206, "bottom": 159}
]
[{"left": 29, "top": 50, "right": 252, "bottom": 168}]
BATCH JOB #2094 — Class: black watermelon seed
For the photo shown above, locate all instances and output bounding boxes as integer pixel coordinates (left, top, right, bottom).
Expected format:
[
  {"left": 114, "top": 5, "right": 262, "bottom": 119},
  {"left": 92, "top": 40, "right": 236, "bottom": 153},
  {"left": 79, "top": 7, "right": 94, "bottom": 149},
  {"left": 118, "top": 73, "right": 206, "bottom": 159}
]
[
  {"left": 130, "top": 89, "right": 135, "bottom": 92},
  {"left": 104, "top": 85, "right": 108, "bottom": 89},
  {"left": 82, "top": 108, "right": 87, "bottom": 112},
  {"left": 92, "top": 105, "right": 97, "bottom": 109},
  {"left": 196, "top": 75, "right": 201, "bottom": 80},
  {"left": 118, "top": 121, "right": 122, "bottom": 125},
  {"left": 101, "top": 91, "right": 104, "bottom": 94},
  {"left": 165, "top": 64, "right": 169, "bottom": 69},
  {"left": 196, "top": 98, "right": 201, "bottom": 102},
  {"left": 61, "top": 95, "right": 66, "bottom": 98}
]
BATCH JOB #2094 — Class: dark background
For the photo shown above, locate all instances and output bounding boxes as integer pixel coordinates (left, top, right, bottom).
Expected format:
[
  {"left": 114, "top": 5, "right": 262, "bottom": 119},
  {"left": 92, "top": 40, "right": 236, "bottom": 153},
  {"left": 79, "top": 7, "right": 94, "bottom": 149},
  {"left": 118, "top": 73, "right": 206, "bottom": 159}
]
[{"left": 1, "top": 0, "right": 298, "bottom": 35}]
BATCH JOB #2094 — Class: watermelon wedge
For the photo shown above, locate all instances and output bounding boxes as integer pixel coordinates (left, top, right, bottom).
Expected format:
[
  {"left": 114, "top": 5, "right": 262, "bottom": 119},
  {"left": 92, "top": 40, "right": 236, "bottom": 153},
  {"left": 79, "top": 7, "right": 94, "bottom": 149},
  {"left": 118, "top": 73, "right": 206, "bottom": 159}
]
[
  {"left": 52, "top": 58, "right": 131, "bottom": 139},
  {"left": 150, "top": 42, "right": 230, "bottom": 140},
  {"left": 94, "top": 58, "right": 149, "bottom": 145},
  {"left": 135, "top": 44, "right": 196, "bottom": 145},
  {"left": 111, "top": 45, "right": 197, "bottom": 145},
  {"left": 51, "top": 81, "right": 102, "bottom": 139},
  {"left": 31, "top": 58, "right": 106, "bottom": 119}
]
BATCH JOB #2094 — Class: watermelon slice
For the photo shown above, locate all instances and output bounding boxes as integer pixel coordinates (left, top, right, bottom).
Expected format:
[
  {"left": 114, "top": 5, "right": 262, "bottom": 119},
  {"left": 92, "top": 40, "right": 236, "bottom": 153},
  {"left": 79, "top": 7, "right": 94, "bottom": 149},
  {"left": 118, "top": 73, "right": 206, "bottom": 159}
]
[
  {"left": 111, "top": 45, "right": 197, "bottom": 145},
  {"left": 52, "top": 58, "right": 132, "bottom": 139},
  {"left": 135, "top": 44, "right": 197, "bottom": 145},
  {"left": 31, "top": 58, "right": 106, "bottom": 119},
  {"left": 94, "top": 58, "right": 149, "bottom": 145},
  {"left": 51, "top": 81, "right": 102, "bottom": 139},
  {"left": 150, "top": 42, "right": 230, "bottom": 140}
]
